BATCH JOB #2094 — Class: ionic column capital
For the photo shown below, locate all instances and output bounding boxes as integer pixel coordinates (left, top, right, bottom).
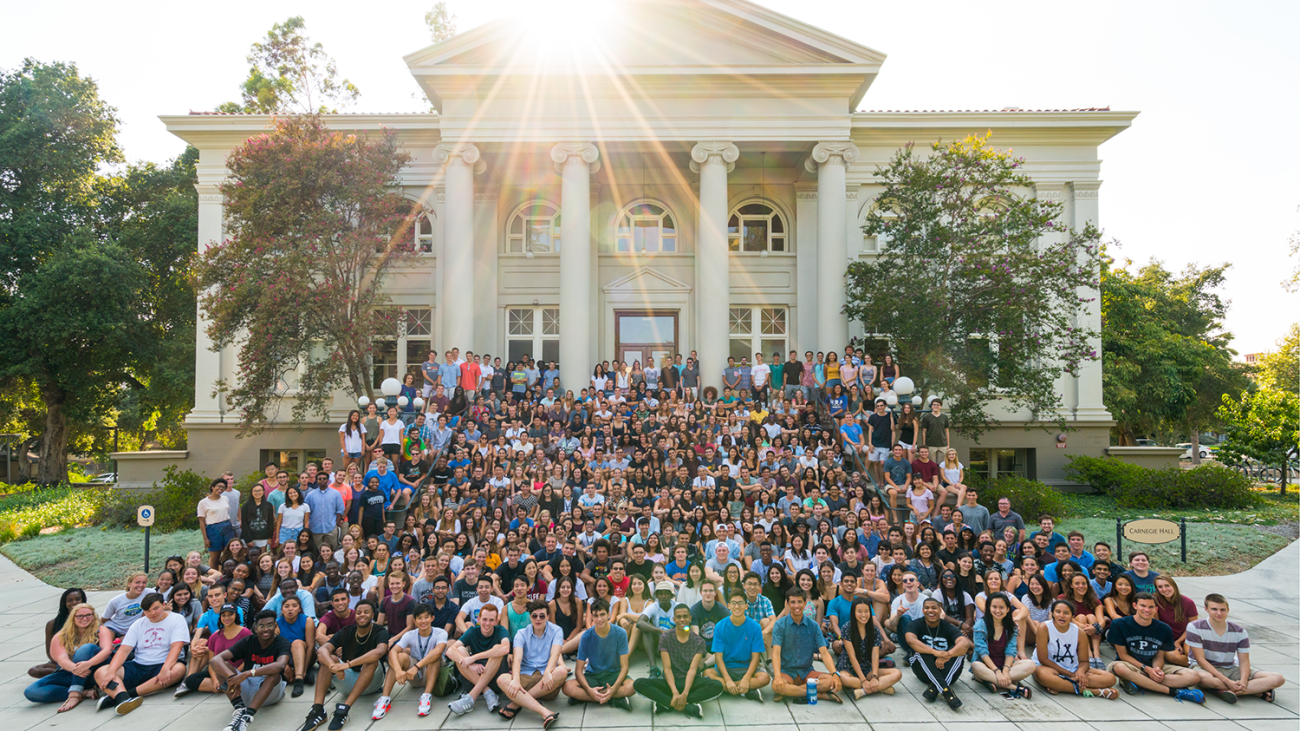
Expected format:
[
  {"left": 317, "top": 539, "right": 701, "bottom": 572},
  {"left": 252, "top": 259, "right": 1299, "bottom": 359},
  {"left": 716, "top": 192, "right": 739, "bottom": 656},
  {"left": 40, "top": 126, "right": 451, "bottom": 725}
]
[
  {"left": 689, "top": 141, "right": 739, "bottom": 174},
  {"left": 434, "top": 142, "right": 486, "bottom": 174},
  {"left": 804, "top": 141, "right": 860, "bottom": 173},
  {"left": 551, "top": 142, "right": 601, "bottom": 174}
]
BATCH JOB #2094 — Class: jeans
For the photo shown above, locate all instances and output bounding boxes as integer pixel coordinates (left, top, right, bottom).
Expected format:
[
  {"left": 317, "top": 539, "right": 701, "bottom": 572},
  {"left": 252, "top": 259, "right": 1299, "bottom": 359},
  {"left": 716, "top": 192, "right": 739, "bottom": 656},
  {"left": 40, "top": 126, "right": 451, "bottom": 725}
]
[
  {"left": 632, "top": 676, "right": 723, "bottom": 708},
  {"left": 24, "top": 643, "right": 102, "bottom": 703}
]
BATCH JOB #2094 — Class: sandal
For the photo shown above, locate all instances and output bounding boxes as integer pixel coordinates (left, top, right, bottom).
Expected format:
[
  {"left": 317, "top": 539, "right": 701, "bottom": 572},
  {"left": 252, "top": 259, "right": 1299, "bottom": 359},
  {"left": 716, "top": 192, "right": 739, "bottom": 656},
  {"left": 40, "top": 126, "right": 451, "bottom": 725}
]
[
  {"left": 1017, "top": 684, "right": 1033, "bottom": 700},
  {"left": 542, "top": 712, "right": 560, "bottom": 730},
  {"left": 57, "top": 691, "right": 82, "bottom": 713},
  {"left": 1261, "top": 689, "right": 1275, "bottom": 703},
  {"left": 1097, "top": 687, "right": 1118, "bottom": 700},
  {"left": 497, "top": 705, "right": 518, "bottom": 720},
  {"left": 820, "top": 690, "right": 843, "bottom": 704}
]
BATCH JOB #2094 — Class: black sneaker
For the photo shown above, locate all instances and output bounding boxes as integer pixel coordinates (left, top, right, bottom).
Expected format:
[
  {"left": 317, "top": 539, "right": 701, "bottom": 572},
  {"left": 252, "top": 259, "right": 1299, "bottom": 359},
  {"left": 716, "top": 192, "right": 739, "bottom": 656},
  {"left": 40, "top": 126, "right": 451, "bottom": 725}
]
[
  {"left": 1118, "top": 677, "right": 1139, "bottom": 695},
  {"left": 327, "top": 705, "right": 350, "bottom": 731},
  {"left": 684, "top": 703, "right": 703, "bottom": 719},
  {"left": 1214, "top": 689, "right": 1239, "bottom": 704},
  {"left": 97, "top": 693, "right": 120, "bottom": 712},
  {"left": 941, "top": 687, "right": 962, "bottom": 710},
  {"left": 744, "top": 689, "right": 764, "bottom": 703},
  {"left": 292, "top": 679, "right": 305, "bottom": 698},
  {"left": 115, "top": 695, "right": 144, "bottom": 716},
  {"left": 922, "top": 686, "right": 939, "bottom": 703},
  {"left": 611, "top": 696, "right": 632, "bottom": 712},
  {"left": 231, "top": 709, "right": 254, "bottom": 731},
  {"left": 567, "top": 696, "right": 584, "bottom": 706},
  {"left": 300, "top": 705, "right": 329, "bottom": 731},
  {"left": 651, "top": 702, "right": 668, "bottom": 715}
]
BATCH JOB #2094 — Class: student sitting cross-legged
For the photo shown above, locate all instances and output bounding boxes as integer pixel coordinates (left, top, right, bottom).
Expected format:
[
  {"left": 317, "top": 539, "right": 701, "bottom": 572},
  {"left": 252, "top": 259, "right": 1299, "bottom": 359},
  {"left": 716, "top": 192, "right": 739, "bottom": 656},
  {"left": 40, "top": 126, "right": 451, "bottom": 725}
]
[
  {"left": 634, "top": 600, "right": 725, "bottom": 717},
  {"left": 704, "top": 590, "right": 771, "bottom": 702},
  {"left": 561, "top": 598, "right": 636, "bottom": 711},
  {"left": 770, "top": 587, "right": 843, "bottom": 704},
  {"left": 207, "top": 610, "right": 292, "bottom": 731},
  {"left": 1188, "top": 593, "right": 1286, "bottom": 704}
]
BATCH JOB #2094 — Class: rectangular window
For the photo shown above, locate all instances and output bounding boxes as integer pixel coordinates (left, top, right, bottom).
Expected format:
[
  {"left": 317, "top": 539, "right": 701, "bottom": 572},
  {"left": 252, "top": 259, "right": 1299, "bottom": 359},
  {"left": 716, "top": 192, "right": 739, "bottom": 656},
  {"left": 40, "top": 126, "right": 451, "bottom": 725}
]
[
  {"left": 506, "top": 307, "right": 560, "bottom": 366},
  {"left": 729, "top": 306, "right": 788, "bottom": 366},
  {"left": 372, "top": 340, "right": 398, "bottom": 389}
]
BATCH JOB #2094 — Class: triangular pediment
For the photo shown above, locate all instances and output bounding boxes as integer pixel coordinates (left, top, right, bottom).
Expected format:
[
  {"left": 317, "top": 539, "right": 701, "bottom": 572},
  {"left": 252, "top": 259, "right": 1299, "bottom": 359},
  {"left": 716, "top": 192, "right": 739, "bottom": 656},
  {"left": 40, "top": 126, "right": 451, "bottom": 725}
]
[{"left": 603, "top": 267, "right": 692, "bottom": 294}]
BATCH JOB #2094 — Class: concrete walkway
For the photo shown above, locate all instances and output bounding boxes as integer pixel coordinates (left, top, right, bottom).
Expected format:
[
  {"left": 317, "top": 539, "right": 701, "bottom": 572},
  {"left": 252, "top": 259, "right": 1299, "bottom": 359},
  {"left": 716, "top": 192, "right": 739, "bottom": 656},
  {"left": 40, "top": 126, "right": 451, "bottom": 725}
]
[{"left": 0, "top": 544, "right": 1296, "bottom": 731}]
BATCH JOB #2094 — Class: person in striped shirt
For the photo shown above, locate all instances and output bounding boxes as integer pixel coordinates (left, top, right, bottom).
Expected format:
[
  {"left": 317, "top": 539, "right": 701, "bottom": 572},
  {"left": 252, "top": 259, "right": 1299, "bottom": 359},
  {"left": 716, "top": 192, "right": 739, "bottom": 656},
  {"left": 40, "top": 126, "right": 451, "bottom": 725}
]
[{"left": 1187, "top": 593, "right": 1286, "bottom": 704}]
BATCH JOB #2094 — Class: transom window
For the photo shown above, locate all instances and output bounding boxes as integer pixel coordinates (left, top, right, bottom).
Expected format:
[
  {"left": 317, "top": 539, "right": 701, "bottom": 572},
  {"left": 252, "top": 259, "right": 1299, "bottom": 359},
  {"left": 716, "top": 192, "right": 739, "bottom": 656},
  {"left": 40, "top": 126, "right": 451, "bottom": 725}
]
[
  {"left": 413, "top": 211, "right": 435, "bottom": 253},
  {"left": 728, "top": 203, "right": 786, "bottom": 253},
  {"left": 507, "top": 202, "right": 561, "bottom": 254},
  {"left": 507, "top": 307, "right": 560, "bottom": 365},
  {"left": 615, "top": 202, "right": 677, "bottom": 253}
]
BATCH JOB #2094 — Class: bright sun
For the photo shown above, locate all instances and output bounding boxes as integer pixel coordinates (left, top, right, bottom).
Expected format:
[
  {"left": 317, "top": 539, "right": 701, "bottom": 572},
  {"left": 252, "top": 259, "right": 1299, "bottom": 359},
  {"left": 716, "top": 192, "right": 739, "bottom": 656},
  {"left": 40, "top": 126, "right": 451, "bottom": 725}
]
[{"left": 517, "top": 0, "right": 623, "bottom": 63}]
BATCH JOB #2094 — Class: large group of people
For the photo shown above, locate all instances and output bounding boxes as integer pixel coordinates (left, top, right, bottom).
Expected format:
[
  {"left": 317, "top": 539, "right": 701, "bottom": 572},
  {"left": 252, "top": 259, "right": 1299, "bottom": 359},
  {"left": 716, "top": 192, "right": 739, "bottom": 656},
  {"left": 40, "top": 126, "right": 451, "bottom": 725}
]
[{"left": 20, "top": 347, "right": 1286, "bottom": 728}]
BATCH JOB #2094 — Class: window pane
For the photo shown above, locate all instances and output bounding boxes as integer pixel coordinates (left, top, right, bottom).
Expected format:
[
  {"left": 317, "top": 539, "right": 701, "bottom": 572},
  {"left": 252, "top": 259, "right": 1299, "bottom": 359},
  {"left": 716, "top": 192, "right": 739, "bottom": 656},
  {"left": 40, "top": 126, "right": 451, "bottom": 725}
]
[
  {"left": 739, "top": 203, "right": 770, "bottom": 215},
  {"left": 996, "top": 449, "right": 1025, "bottom": 478},
  {"left": 729, "top": 308, "right": 751, "bottom": 335},
  {"left": 406, "top": 308, "right": 432, "bottom": 336},
  {"left": 508, "top": 309, "right": 534, "bottom": 336},
  {"left": 508, "top": 340, "right": 532, "bottom": 364},
  {"left": 507, "top": 236, "right": 523, "bottom": 253},
  {"left": 372, "top": 340, "right": 398, "bottom": 389},
  {"left": 663, "top": 215, "right": 674, "bottom": 234},
  {"left": 406, "top": 339, "right": 431, "bottom": 380},
  {"left": 662, "top": 234, "right": 676, "bottom": 252},
  {"left": 616, "top": 237, "right": 631, "bottom": 252},
  {"left": 968, "top": 449, "right": 990, "bottom": 481},
  {"left": 771, "top": 237, "right": 785, "bottom": 252},
  {"left": 527, "top": 220, "right": 552, "bottom": 252},
  {"left": 729, "top": 338, "right": 751, "bottom": 364},
  {"left": 511, "top": 217, "right": 523, "bottom": 234},
  {"left": 542, "top": 339, "right": 560, "bottom": 365},
  {"left": 618, "top": 314, "right": 674, "bottom": 343},
  {"left": 542, "top": 308, "right": 560, "bottom": 336},
  {"left": 728, "top": 215, "right": 739, "bottom": 234},
  {"left": 637, "top": 220, "right": 660, "bottom": 252},
  {"left": 728, "top": 235, "right": 740, "bottom": 252},
  {"left": 760, "top": 308, "right": 786, "bottom": 335},
  {"left": 771, "top": 215, "right": 784, "bottom": 234},
  {"left": 760, "top": 339, "right": 785, "bottom": 360},
  {"left": 742, "top": 220, "right": 768, "bottom": 252}
]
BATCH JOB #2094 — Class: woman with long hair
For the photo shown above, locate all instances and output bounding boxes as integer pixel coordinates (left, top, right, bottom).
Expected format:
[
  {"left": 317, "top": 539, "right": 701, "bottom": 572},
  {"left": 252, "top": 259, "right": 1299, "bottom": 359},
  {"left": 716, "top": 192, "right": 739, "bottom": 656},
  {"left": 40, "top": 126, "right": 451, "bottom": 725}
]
[
  {"left": 1103, "top": 574, "right": 1137, "bottom": 621},
  {"left": 1032, "top": 600, "right": 1118, "bottom": 699},
  {"left": 783, "top": 533, "right": 813, "bottom": 574},
  {"left": 28, "top": 588, "right": 88, "bottom": 680},
  {"left": 23, "top": 602, "right": 115, "bottom": 710},
  {"left": 1153, "top": 576, "right": 1198, "bottom": 666},
  {"left": 895, "top": 403, "right": 918, "bottom": 461},
  {"left": 935, "top": 570, "right": 974, "bottom": 638},
  {"left": 549, "top": 576, "right": 586, "bottom": 656},
  {"left": 837, "top": 597, "right": 902, "bottom": 699},
  {"left": 1021, "top": 572, "right": 1055, "bottom": 650},
  {"left": 275, "top": 486, "right": 310, "bottom": 548},
  {"left": 1060, "top": 573, "right": 1108, "bottom": 666},
  {"left": 971, "top": 593, "right": 1036, "bottom": 697},
  {"left": 338, "top": 408, "right": 366, "bottom": 472},
  {"left": 761, "top": 564, "right": 792, "bottom": 616}
]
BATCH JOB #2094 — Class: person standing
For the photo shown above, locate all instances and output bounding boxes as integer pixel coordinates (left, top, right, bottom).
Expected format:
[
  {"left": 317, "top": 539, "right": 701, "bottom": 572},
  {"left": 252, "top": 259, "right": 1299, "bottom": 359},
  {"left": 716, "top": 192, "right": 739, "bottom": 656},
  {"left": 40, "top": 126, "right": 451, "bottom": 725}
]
[
  {"left": 199, "top": 479, "right": 235, "bottom": 571},
  {"left": 918, "top": 399, "right": 951, "bottom": 459},
  {"left": 865, "top": 400, "right": 895, "bottom": 491},
  {"left": 305, "top": 472, "right": 345, "bottom": 551}
]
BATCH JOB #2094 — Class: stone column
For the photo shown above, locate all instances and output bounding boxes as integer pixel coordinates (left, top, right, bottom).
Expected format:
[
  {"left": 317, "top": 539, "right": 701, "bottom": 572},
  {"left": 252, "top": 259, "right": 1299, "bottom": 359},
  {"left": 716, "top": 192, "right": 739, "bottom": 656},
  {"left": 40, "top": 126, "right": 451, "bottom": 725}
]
[
  {"left": 806, "top": 141, "right": 859, "bottom": 350},
  {"left": 1071, "top": 180, "right": 1109, "bottom": 420},
  {"left": 189, "top": 184, "right": 224, "bottom": 423},
  {"left": 691, "top": 141, "right": 739, "bottom": 391},
  {"left": 434, "top": 142, "right": 483, "bottom": 352},
  {"left": 551, "top": 142, "right": 600, "bottom": 395}
]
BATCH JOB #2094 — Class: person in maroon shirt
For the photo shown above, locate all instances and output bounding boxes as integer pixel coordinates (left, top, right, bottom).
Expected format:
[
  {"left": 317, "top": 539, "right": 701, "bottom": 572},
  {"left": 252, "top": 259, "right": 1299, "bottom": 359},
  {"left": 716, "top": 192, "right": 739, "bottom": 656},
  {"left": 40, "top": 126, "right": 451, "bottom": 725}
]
[
  {"left": 317, "top": 588, "right": 357, "bottom": 647},
  {"left": 910, "top": 447, "right": 949, "bottom": 515}
]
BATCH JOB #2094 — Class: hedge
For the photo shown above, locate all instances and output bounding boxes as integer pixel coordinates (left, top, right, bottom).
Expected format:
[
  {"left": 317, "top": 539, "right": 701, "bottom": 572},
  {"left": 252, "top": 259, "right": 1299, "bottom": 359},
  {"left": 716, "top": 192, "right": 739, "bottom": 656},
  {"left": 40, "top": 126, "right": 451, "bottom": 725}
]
[{"left": 1065, "top": 455, "right": 1259, "bottom": 510}]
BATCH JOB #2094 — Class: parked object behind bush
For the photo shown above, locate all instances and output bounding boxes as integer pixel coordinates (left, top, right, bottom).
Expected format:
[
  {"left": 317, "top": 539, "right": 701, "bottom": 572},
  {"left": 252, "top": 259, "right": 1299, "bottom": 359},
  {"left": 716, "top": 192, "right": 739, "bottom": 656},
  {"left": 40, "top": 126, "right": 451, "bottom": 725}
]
[
  {"left": 1066, "top": 455, "right": 1258, "bottom": 510},
  {"left": 976, "top": 476, "right": 1072, "bottom": 523},
  {"left": 95, "top": 466, "right": 210, "bottom": 532}
]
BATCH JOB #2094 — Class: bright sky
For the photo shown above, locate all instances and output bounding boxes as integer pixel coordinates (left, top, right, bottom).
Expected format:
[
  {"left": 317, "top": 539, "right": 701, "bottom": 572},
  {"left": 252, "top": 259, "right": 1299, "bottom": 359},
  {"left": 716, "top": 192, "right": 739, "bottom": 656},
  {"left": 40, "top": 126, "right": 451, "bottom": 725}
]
[{"left": 7, "top": 0, "right": 1297, "bottom": 353}]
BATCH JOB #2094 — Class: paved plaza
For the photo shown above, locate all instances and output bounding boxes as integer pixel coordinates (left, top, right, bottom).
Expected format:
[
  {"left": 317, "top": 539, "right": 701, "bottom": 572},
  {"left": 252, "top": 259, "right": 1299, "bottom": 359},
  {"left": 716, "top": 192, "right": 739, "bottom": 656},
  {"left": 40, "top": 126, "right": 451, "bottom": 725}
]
[{"left": 0, "top": 545, "right": 1296, "bottom": 731}]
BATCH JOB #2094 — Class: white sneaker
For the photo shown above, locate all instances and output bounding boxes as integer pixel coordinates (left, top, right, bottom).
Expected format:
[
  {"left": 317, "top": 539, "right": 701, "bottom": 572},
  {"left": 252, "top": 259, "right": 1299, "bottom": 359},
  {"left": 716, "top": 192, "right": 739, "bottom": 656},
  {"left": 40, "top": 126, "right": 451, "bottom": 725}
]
[
  {"left": 483, "top": 688, "right": 500, "bottom": 712},
  {"left": 371, "top": 697, "right": 391, "bottom": 721},
  {"left": 447, "top": 694, "right": 475, "bottom": 716},
  {"left": 417, "top": 693, "right": 432, "bottom": 717},
  {"left": 174, "top": 683, "right": 193, "bottom": 699}
]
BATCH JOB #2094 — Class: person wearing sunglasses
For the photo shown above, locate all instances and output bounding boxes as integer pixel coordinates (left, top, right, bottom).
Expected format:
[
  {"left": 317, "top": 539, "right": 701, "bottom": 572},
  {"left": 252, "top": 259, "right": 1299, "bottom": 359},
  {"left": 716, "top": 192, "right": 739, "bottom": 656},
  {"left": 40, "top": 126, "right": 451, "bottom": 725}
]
[
  {"left": 883, "top": 571, "right": 932, "bottom": 644},
  {"left": 497, "top": 600, "right": 565, "bottom": 728}
]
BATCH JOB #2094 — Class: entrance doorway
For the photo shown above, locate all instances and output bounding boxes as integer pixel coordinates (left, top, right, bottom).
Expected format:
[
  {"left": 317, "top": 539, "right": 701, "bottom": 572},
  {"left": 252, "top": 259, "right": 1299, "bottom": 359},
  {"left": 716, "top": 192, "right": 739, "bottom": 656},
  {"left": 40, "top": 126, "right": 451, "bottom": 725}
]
[{"left": 615, "top": 310, "right": 678, "bottom": 370}]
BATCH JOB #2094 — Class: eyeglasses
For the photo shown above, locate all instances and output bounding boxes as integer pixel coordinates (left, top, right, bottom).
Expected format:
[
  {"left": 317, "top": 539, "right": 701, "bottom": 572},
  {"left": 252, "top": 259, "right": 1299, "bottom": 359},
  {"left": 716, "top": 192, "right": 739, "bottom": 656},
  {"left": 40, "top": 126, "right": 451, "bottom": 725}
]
[
  {"left": 531, "top": 611, "right": 549, "bottom": 619},
  {"left": 903, "top": 578, "right": 918, "bottom": 584},
  {"left": 73, "top": 612, "right": 95, "bottom": 620}
]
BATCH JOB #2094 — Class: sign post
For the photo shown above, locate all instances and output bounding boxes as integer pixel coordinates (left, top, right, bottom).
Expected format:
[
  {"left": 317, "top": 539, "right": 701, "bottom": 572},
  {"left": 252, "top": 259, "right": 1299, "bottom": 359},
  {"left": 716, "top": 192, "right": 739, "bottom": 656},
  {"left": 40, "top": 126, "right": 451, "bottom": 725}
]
[
  {"left": 1115, "top": 516, "right": 1185, "bottom": 563},
  {"left": 137, "top": 505, "right": 155, "bottom": 572}
]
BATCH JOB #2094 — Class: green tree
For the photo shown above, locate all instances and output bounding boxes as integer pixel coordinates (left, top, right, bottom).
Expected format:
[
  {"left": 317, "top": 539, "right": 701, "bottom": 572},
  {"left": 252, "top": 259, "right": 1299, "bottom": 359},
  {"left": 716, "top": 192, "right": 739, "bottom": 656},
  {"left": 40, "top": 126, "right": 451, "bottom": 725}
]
[
  {"left": 1217, "top": 388, "right": 1299, "bottom": 491},
  {"left": 1284, "top": 205, "right": 1299, "bottom": 293},
  {"left": 1101, "top": 255, "right": 1248, "bottom": 454},
  {"left": 192, "top": 115, "right": 417, "bottom": 434},
  {"left": 425, "top": 2, "right": 458, "bottom": 42},
  {"left": 1255, "top": 323, "right": 1299, "bottom": 391},
  {"left": 844, "top": 134, "right": 1100, "bottom": 438},
  {"left": 217, "top": 17, "right": 359, "bottom": 114}
]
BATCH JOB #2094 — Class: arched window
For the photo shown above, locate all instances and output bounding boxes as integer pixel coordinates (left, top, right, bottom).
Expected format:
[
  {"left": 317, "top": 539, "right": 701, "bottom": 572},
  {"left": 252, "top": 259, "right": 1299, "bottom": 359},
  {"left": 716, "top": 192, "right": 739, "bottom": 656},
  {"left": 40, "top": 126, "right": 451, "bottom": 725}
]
[
  {"left": 506, "top": 201, "right": 561, "bottom": 254},
  {"left": 728, "top": 202, "right": 786, "bottom": 252},
  {"left": 413, "top": 211, "right": 435, "bottom": 253},
  {"left": 615, "top": 202, "right": 677, "bottom": 253}
]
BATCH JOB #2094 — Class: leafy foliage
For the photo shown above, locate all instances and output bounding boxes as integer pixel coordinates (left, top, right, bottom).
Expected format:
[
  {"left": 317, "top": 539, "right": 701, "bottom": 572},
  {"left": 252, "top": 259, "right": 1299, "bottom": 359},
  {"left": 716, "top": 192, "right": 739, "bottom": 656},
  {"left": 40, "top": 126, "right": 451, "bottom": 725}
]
[
  {"left": 216, "top": 17, "right": 359, "bottom": 114},
  {"left": 0, "top": 486, "right": 102, "bottom": 542},
  {"left": 973, "top": 476, "right": 1072, "bottom": 523},
  {"left": 1217, "top": 387, "right": 1299, "bottom": 474},
  {"left": 192, "top": 115, "right": 416, "bottom": 433},
  {"left": 1254, "top": 323, "right": 1299, "bottom": 392},
  {"left": 1101, "top": 253, "right": 1247, "bottom": 445},
  {"left": 1065, "top": 455, "right": 1260, "bottom": 510},
  {"left": 425, "top": 2, "right": 458, "bottom": 42},
  {"left": 845, "top": 134, "right": 1101, "bottom": 438},
  {"left": 94, "top": 466, "right": 210, "bottom": 533}
]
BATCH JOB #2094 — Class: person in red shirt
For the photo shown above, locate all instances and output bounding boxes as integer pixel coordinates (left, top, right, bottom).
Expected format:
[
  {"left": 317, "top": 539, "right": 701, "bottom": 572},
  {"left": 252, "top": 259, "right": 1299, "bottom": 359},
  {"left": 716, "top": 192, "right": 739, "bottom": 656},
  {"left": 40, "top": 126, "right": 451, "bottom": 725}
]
[
  {"left": 910, "top": 447, "right": 949, "bottom": 515},
  {"left": 459, "top": 351, "right": 482, "bottom": 401}
]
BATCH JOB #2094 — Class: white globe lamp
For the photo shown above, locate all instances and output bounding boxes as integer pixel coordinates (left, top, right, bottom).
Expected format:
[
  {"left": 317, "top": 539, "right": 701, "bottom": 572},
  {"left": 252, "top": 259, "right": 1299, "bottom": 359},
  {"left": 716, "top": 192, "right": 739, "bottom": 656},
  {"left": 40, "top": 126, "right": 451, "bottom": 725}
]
[
  {"left": 884, "top": 391, "right": 898, "bottom": 406},
  {"left": 397, "top": 396, "right": 409, "bottom": 408},
  {"left": 375, "top": 398, "right": 387, "bottom": 410},
  {"left": 380, "top": 377, "right": 402, "bottom": 398},
  {"left": 893, "top": 376, "right": 915, "bottom": 395},
  {"left": 357, "top": 395, "right": 370, "bottom": 408},
  {"left": 912, "top": 395, "right": 923, "bottom": 407},
  {"left": 413, "top": 397, "right": 425, "bottom": 411}
]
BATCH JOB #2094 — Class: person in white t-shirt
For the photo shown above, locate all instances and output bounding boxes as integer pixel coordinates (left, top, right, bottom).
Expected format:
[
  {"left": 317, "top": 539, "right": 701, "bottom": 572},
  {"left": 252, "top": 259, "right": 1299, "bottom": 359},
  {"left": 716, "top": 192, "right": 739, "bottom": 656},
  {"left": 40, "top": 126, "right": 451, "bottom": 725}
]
[
  {"left": 93, "top": 593, "right": 190, "bottom": 714},
  {"left": 750, "top": 352, "right": 771, "bottom": 404},
  {"left": 197, "top": 479, "right": 234, "bottom": 570},
  {"left": 374, "top": 604, "right": 451, "bottom": 719}
]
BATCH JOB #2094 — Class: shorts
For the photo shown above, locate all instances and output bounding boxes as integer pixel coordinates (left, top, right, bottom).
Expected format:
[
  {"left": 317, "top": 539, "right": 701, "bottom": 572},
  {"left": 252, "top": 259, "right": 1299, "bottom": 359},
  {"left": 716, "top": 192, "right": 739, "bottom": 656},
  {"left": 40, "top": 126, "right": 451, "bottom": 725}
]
[
  {"left": 825, "top": 379, "right": 841, "bottom": 390},
  {"left": 382, "top": 443, "right": 401, "bottom": 456},
  {"left": 723, "top": 664, "right": 753, "bottom": 679},
  {"left": 583, "top": 669, "right": 622, "bottom": 688},
  {"left": 205, "top": 521, "right": 235, "bottom": 553},
  {"left": 238, "top": 675, "right": 286, "bottom": 707},
  {"left": 1213, "top": 666, "right": 1261, "bottom": 682},
  {"left": 781, "top": 668, "right": 824, "bottom": 686},
  {"left": 898, "top": 441, "right": 914, "bottom": 450},
  {"left": 1108, "top": 660, "right": 1192, "bottom": 677},
  {"left": 122, "top": 660, "right": 164, "bottom": 690},
  {"left": 869, "top": 447, "right": 890, "bottom": 462},
  {"left": 345, "top": 451, "right": 362, "bottom": 459},
  {"left": 341, "top": 666, "right": 385, "bottom": 696}
]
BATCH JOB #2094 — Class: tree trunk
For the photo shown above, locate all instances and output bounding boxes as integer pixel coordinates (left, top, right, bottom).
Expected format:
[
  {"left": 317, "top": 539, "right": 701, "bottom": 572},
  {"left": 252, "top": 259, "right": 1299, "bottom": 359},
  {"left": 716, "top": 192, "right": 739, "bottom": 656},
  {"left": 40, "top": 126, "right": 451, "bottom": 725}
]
[
  {"left": 36, "top": 384, "right": 69, "bottom": 485},
  {"left": 1190, "top": 430, "right": 1202, "bottom": 466},
  {"left": 15, "top": 437, "right": 38, "bottom": 482}
]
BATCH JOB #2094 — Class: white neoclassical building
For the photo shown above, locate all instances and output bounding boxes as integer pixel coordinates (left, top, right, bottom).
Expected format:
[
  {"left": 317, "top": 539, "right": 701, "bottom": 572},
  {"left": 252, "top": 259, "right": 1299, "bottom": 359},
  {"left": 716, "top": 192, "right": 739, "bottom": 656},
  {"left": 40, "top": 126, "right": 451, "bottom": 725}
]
[{"left": 123, "top": 0, "right": 1137, "bottom": 485}]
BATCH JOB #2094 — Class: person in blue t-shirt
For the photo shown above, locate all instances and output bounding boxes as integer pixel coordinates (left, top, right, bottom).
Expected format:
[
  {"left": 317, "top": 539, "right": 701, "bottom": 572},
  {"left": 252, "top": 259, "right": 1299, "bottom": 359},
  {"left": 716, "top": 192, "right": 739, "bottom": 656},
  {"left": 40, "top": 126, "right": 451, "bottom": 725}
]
[
  {"left": 839, "top": 415, "right": 867, "bottom": 460},
  {"left": 705, "top": 591, "right": 771, "bottom": 702},
  {"left": 1119, "top": 552, "right": 1160, "bottom": 595},
  {"left": 562, "top": 599, "right": 636, "bottom": 709},
  {"left": 1106, "top": 593, "right": 1202, "bottom": 702}
]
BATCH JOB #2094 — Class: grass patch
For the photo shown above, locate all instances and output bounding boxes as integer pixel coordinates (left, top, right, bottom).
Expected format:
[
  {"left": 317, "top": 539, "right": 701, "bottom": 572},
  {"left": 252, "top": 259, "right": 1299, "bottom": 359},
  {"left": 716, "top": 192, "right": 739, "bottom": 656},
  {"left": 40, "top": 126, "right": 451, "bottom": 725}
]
[
  {"left": 1059, "top": 492, "right": 1298, "bottom": 527},
  {"left": 1, "top": 526, "right": 203, "bottom": 589},
  {"left": 0, "top": 486, "right": 102, "bottom": 540},
  {"left": 1055, "top": 516, "right": 1289, "bottom": 577}
]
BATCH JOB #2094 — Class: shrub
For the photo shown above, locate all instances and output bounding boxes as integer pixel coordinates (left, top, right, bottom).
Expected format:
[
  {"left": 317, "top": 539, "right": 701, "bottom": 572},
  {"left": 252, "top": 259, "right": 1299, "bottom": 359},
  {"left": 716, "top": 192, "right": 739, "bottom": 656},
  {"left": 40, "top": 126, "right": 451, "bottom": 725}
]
[
  {"left": 95, "top": 466, "right": 211, "bottom": 533},
  {"left": 976, "top": 476, "right": 1072, "bottom": 524},
  {"left": 0, "top": 486, "right": 102, "bottom": 543},
  {"left": 1066, "top": 456, "right": 1258, "bottom": 510}
]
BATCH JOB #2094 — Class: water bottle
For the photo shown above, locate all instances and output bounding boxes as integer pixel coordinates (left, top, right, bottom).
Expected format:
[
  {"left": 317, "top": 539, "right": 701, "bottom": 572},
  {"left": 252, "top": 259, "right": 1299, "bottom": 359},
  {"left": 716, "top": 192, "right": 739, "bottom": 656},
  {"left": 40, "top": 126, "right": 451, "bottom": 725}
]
[{"left": 807, "top": 677, "right": 818, "bottom": 705}]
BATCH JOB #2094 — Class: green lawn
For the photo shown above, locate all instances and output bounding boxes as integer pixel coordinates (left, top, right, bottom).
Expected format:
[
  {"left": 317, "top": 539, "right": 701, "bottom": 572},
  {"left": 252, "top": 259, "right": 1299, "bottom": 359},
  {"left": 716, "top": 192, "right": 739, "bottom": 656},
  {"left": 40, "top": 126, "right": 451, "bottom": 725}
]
[
  {"left": 1, "top": 526, "right": 204, "bottom": 589},
  {"left": 1059, "top": 490, "right": 1299, "bottom": 526},
  {"left": 1053, "top": 517, "right": 1288, "bottom": 577}
]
